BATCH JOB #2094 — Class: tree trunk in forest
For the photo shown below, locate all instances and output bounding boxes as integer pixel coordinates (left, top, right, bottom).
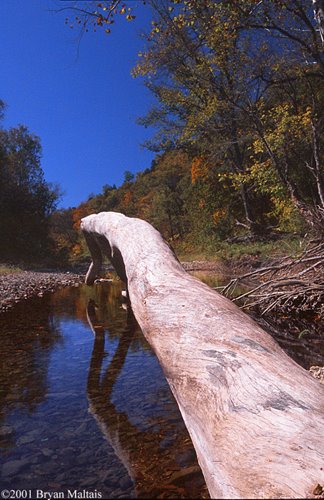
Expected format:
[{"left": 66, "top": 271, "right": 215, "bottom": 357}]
[
  {"left": 239, "top": 183, "right": 262, "bottom": 236},
  {"left": 313, "top": 0, "right": 324, "bottom": 46},
  {"left": 310, "top": 117, "right": 324, "bottom": 208},
  {"left": 253, "top": 118, "right": 322, "bottom": 229},
  {"left": 81, "top": 212, "right": 324, "bottom": 500},
  {"left": 229, "top": 118, "right": 261, "bottom": 236}
]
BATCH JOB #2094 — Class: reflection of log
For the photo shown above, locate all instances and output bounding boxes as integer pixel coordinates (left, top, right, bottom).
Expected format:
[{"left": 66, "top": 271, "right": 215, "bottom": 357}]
[
  {"left": 81, "top": 212, "right": 324, "bottom": 499},
  {"left": 86, "top": 303, "right": 137, "bottom": 481},
  {"left": 86, "top": 302, "right": 204, "bottom": 498}
]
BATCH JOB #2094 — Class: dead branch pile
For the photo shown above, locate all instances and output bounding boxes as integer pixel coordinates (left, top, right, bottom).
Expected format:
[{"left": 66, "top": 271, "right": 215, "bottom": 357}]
[{"left": 221, "top": 241, "right": 324, "bottom": 317}]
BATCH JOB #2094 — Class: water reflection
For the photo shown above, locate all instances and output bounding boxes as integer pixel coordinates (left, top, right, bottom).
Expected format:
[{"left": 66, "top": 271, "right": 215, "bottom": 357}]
[
  {"left": 0, "top": 282, "right": 208, "bottom": 498},
  {"left": 0, "top": 298, "right": 61, "bottom": 449},
  {"left": 86, "top": 296, "right": 208, "bottom": 498}
]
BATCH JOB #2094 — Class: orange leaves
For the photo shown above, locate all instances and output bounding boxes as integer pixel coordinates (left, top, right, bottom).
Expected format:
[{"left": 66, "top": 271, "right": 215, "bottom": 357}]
[
  {"left": 122, "top": 190, "right": 133, "bottom": 206},
  {"left": 191, "top": 157, "right": 209, "bottom": 185},
  {"left": 63, "top": 1, "right": 136, "bottom": 36},
  {"left": 72, "top": 203, "right": 93, "bottom": 230},
  {"left": 212, "top": 208, "right": 226, "bottom": 225}
]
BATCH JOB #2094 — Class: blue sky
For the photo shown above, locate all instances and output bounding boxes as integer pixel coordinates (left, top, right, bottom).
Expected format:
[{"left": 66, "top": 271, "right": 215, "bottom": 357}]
[{"left": 0, "top": 0, "right": 155, "bottom": 208}]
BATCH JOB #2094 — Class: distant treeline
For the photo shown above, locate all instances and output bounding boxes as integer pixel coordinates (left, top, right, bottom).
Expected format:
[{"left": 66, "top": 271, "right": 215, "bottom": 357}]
[{"left": 0, "top": 101, "right": 59, "bottom": 263}]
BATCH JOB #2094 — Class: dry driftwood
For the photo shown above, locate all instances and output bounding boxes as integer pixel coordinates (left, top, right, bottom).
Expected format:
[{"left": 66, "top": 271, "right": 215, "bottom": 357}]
[
  {"left": 221, "top": 242, "right": 324, "bottom": 316},
  {"left": 81, "top": 211, "right": 324, "bottom": 499}
]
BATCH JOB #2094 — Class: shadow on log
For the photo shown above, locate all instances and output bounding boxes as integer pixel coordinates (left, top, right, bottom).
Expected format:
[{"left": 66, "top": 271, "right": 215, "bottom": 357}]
[{"left": 81, "top": 211, "right": 324, "bottom": 499}]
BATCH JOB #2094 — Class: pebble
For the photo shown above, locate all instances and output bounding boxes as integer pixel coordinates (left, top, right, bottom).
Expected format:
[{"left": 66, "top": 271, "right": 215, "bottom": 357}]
[
  {"left": 119, "top": 475, "right": 133, "bottom": 490},
  {"left": 0, "top": 426, "right": 14, "bottom": 437},
  {"left": 42, "top": 448, "right": 54, "bottom": 457},
  {"left": 17, "top": 431, "right": 38, "bottom": 445},
  {"left": 2, "top": 459, "right": 30, "bottom": 477},
  {"left": 168, "top": 465, "right": 201, "bottom": 483},
  {"left": 0, "top": 271, "right": 83, "bottom": 312}
]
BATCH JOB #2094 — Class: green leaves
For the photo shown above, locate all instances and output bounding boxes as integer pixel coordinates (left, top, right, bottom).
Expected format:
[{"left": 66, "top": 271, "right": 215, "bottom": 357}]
[{"left": 0, "top": 122, "right": 59, "bottom": 261}]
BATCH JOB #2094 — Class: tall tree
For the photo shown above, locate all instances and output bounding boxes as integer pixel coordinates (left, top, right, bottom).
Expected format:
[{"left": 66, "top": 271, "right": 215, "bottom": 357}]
[
  {"left": 62, "top": 1, "right": 324, "bottom": 233},
  {"left": 132, "top": 0, "right": 324, "bottom": 231},
  {"left": 0, "top": 123, "right": 59, "bottom": 261}
]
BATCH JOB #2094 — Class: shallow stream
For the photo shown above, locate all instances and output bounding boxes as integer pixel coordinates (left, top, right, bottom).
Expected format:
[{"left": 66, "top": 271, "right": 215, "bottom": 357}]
[
  {"left": 0, "top": 273, "right": 322, "bottom": 498},
  {"left": 0, "top": 281, "right": 209, "bottom": 498}
]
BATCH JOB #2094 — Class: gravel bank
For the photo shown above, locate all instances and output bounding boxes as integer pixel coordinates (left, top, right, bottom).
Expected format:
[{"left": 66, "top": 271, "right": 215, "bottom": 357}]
[
  {"left": 0, "top": 257, "right": 267, "bottom": 314},
  {"left": 0, "top": 271, "right": 83, "bottom": 313}
]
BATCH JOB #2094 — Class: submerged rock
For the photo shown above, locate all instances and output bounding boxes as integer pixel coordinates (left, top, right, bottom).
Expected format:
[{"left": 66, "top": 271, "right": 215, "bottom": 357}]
[
  {"left": 0, "top": 426, "right": 14, "bottom": 437},
  {"left": 2, "top": 459, "right": 30, "bottom": 477}
]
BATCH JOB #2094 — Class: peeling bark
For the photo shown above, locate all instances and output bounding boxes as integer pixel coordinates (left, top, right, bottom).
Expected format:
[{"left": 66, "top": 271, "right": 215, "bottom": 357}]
[{"left": 81, "top": 212, "right": 324, "bottom": 499}]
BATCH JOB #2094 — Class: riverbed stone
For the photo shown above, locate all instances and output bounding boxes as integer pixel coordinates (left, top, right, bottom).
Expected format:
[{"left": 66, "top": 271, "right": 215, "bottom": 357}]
[
  {"left": 0, "top": 425, "right": 14, "bottom": 437},
  {"left": 0, "top": 271, "right": 83, "bottom": 313},
  {"left": 2, "top": 459, "right": 30, "bottom": 476}
]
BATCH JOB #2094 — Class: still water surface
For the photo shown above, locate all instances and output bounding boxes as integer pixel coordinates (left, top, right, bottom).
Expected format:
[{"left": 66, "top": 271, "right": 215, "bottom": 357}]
[
  {"left": 0, "top": 281, "right": 209, "bottom": 498},
  {"left": 0, "top": 273, "right": 322, "bottom": 499}
]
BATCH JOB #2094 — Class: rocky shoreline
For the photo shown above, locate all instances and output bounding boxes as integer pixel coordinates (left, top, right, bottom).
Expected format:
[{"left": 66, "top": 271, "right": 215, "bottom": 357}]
[
  {"left": 0, "top": 271, "right": 83, "bottom": 313},
  {"left": 0, "top": 258, "right": 264, "bottom": 314}
]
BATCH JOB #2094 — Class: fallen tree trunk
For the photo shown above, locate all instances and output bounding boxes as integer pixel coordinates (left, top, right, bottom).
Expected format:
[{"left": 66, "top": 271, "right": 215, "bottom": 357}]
[{"left": 81, "top": 212, "right": 324, "bottom": 499}]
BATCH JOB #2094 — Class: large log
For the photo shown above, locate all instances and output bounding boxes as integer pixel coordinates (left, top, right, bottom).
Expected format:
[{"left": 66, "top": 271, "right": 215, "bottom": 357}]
[{"left": 81, "top": 211, "right": 324, "bottom": 499}]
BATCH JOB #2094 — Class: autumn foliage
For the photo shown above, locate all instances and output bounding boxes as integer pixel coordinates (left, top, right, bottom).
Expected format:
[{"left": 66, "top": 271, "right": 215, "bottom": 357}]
[{"left": 52, "top": 0, "right": 324, "bottom": 263}]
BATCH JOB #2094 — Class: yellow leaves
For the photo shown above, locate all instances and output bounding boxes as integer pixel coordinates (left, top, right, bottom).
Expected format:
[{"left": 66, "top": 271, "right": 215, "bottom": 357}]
[
  {"left": 132, "top": 51, "right": 156, "bottom": 78},
  {"left": 268, "top": 197, "right": 298, "bottom": 232},
  {"left": 301, "top": 106, "right": 312, "bottom": 127},
  {"left": 256, "top": 103, "right": 313, "bottom": 158},
  {"left": 150, "top": 20, "right": 161, "bottom": 35},
  {"left": 72, "top": 243, "right": 82, "bottom": 257},
  {"left": 224, "top": 171, "right": 247, "bottom": 191},
  {"left": 252, "top": 138, "right": 264, "bottom": 156}
]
